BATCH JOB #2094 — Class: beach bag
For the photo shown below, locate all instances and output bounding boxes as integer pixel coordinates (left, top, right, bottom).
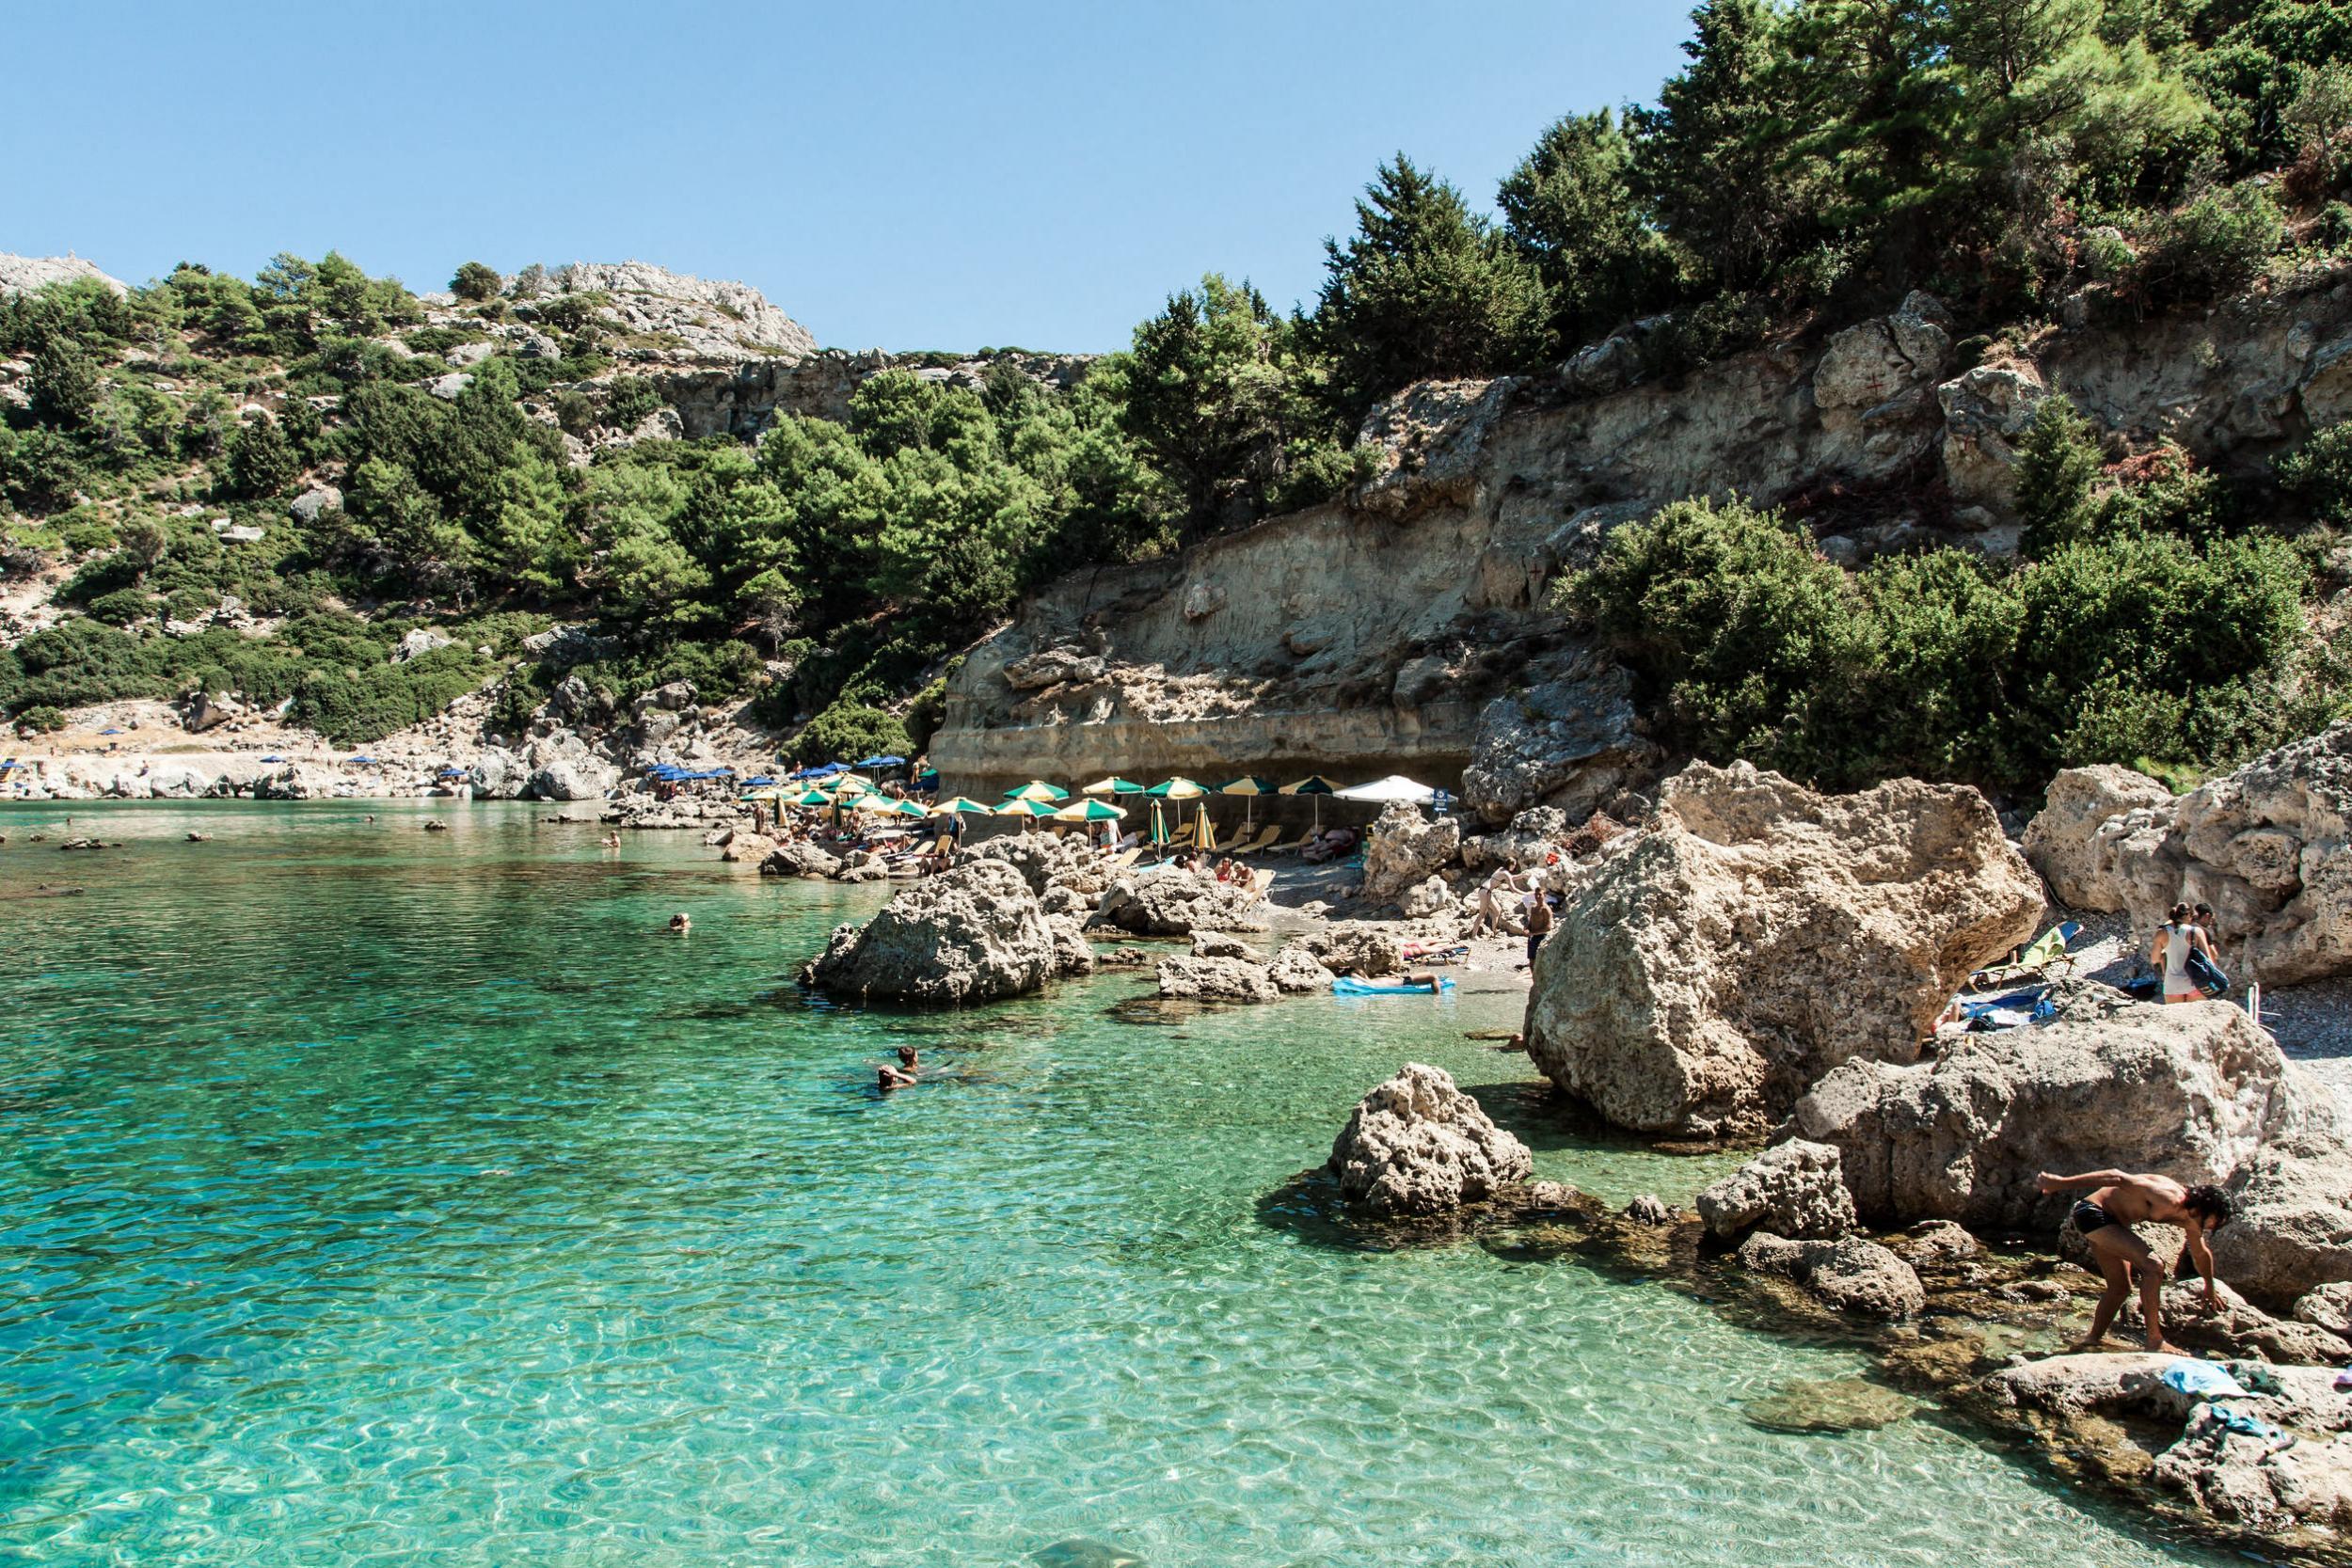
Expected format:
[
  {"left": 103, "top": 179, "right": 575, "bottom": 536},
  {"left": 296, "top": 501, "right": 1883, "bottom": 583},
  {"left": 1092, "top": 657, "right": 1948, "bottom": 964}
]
[{"left": 2186, "top": 947, "right": 2231, "bottom": 999}]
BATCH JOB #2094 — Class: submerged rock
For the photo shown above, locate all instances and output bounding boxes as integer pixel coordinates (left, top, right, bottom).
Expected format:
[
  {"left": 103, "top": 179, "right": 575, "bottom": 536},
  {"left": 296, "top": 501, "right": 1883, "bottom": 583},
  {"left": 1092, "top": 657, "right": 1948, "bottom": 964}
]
[
  {"left": 1742, "top": 1377, "right": 1916, "bottom": 1433},
  {"left": 808, "top": 860, "right": 1073, "bottom": 1005},
  {"left": 1327, "top": 1063, "right": 1533, "bottom": 1217},
  {"left": 1523, "top": 761, "right": 2042, "bottom": 1139}
]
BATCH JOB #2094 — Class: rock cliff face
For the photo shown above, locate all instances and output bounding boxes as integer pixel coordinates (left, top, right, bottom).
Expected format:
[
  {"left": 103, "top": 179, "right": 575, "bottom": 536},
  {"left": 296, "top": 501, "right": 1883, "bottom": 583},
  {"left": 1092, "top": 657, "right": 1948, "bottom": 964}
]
[{"left": 931, "top": 267, "right": 2352, "bottom": 801}]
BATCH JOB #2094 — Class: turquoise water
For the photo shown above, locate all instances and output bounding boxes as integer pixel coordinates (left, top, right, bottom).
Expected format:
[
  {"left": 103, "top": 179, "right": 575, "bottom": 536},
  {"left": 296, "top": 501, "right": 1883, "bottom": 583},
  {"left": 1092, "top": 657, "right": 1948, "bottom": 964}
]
[{"left": 0, "top": 802, "right": 2225, "bottom": 1567}]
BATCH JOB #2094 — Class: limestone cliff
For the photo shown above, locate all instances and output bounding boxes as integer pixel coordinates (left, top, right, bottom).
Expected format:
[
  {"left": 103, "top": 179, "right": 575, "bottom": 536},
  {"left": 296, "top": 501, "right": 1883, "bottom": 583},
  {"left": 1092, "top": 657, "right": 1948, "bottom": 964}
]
[{"left": 931, "top": 265, "right": 2352, "bottom": 813}]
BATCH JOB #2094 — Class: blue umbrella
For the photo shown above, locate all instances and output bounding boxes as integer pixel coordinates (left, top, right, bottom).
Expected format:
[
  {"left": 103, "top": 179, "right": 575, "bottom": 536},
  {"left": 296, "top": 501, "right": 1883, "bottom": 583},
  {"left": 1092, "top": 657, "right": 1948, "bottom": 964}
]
[
  {"left": 99, "top": 728, "right": 124, "bottom": 736},
  {"left": 853, "top": 753, "right": 905, "bottom": 768},
  {"left": 348, "top": 755, "right": 380, "bottom": 766},
  {"left": 437, "top": 766, "right": 469, "bottom": 777},
  {"left": 744, "top": 776, "right": 777, "bottom": 786}
]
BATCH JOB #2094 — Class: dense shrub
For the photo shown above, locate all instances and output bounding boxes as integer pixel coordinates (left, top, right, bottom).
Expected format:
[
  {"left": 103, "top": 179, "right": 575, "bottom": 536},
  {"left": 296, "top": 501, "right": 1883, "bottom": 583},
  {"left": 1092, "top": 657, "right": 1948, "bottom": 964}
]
[
  {"left": 788, "top": 703, "right": 912, "bottom": 768},
  {"left": 2137, "top": 182, "right": 2287, "bottom": 306},
  {"left": 2280, "top": 420, "right": 2352, "bottom": 525},
  {"left": 451, "top": 261, "right": 502, "bottom": 301},
  {"left": 15, "top": 705, "right": 64, "bottom": 734},
  {"left": 289, "top": 646, "right": 490, "bottom": 744},
  {"left": 1565, "top": 492, "right": 2328, "bottom": 791}
]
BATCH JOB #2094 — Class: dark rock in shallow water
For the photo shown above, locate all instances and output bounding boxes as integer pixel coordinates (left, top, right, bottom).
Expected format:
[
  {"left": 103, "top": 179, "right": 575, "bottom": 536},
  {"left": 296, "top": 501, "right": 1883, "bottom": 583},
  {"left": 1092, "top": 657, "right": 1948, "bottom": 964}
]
[
  {"left": 1032, "top": 1536, "right": 1145, "bottom": 1568},
  {"left": 1743, "top": 1377, "right": 1916, "bottom": 1433}
]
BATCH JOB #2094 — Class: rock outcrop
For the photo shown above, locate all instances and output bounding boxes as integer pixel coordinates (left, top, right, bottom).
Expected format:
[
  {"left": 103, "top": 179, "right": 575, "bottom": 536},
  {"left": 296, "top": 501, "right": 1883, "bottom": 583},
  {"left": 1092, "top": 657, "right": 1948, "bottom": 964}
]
[
  {"left": 1155, "top": 955, "right": 1279, "bottom": 1004},
  {"left": 1974, "top": 1354, "right": 2352, "bottom": 1545},
  {"left": 2021, "top": 724, "right": 2352, "bottom": 983},
  {"left": 1092, "top": 869, "right": 1269, "bottom": 936},
  {"left": 760, "top": 840, "right": 843, "bottom": 879},
  {"left": 1359, "top": 803, "right": 1461, "bottom": 908},
  {"left": 1327, "top": 1064, "right": 1533, "bottom": 1216},
  {"left": 807, "top": 861, "right": 1073, "bottom": 1005},
  {"left": 2022, "top": 764, "right": 2177, "bottom": 907},
  {"left": 1460, "top": 648, "right": 1659, "bottom": 826},
  {"left": 1790, "top": 982, "right": 2352, "bottom": 1302},
  {"left": 1696, "top": 1141, "right": 1857, "bottom": 1241},
  {"left": 1736, "top": 1232, "right": 1926, "bottom": 1318},
  {"left": 1522, "top": 761, "right": 2043, "bottom": 1139},
  {"left": 1286, "top": 922, "right": 1403, "bottom": 978}
]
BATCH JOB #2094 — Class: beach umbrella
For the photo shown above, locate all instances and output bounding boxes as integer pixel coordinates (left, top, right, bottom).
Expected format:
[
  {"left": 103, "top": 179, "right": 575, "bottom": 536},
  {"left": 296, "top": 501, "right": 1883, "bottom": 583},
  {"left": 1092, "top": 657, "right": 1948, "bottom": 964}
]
[
  {"left": 996, "top": 797, "right": 1058, "bottom": 816},
  {"left": 1195, "top": 802, "right": 1217, "bottom": 853},
  {"left": 1335, "top": 774, "right": 1437, "bottom": 805},
  {"left": 1147, "top": 776, "right": 1207, "bottom": 800},
  {"left": 1002, "top": 780, "right": 1069, "bottom": 802},
  {"left": 1150, "top": 800, "right": 1168, "bottom": 846},
  {"left": 852, "top": 753, "right": 905, "bottom": 769},
  {"left": 1280, "top": 773, "right": 1339, "bottom": 830},
  {"left": 1217, "top": 774, "right": 1279, "bottom": 828},
  {"left": 791, "top": 787, "right": 835, "bottom": 808},
  {"left": 930, "top": 796, "right": 993, "bottom": 816},
  {"left": 886, "top": 798, "right": 929, "bottom": 818},
  {"left": 831, "top": 773, "right": 874, "bottom": 797},
  {"left": 1081, "top": 776, "right": 1144, "bottom": 796},
  {"left": 1054, "top": 799, "right": 1127, "bottom": 821}
]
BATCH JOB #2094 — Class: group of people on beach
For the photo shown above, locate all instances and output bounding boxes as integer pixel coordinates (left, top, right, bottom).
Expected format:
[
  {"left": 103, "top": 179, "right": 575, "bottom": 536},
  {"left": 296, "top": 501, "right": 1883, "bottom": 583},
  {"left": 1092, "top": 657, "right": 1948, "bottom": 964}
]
[{"left": 1465, "top": 858, "right": 1565, "bottom": 972}]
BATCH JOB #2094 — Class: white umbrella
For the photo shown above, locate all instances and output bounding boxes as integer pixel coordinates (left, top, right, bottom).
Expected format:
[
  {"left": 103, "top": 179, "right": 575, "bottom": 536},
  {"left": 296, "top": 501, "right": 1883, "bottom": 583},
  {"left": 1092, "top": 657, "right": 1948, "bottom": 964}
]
[{"left": 1333, "top": 774, "right": 1436, "bottom": 805}]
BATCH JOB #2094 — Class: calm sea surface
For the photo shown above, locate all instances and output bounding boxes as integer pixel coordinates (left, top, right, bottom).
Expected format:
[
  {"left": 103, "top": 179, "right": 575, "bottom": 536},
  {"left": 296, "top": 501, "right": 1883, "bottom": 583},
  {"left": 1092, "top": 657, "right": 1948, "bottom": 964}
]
[{"left": 0, "top": 801, "right": 2227, "bottom": 1566}]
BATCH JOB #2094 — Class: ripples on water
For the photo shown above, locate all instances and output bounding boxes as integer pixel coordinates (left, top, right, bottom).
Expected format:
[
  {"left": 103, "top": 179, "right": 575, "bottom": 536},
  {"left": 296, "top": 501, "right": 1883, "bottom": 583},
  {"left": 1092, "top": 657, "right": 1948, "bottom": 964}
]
[{"left": 0, "top": 803, "right": 2226, "bottom": 1566}]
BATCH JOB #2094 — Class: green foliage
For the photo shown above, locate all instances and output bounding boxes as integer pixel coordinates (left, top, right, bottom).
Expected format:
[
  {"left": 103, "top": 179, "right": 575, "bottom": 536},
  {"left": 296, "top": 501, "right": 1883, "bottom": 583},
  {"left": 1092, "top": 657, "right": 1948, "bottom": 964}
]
[
  {"left": 1112, "top": 275, "right": 1327, "bottom": 526},
  {"left": 1564, "top": 489, "right": 2327, "bottom": 790},
  {"left": 1501, "top": 109, "right": 1678, "bottom": 349},
  {"left": 1308, "top": 155, "right": 1552, "bottom": 415},
  {"left": 16, "top": 705, "right": 63, "bottom": 734},
  {"left": 2280, "top": 420, "right": 2352, "bottom": 525},
  {"left": 451, "top": 261, "right": 502, "bottom": 301},
  {"left": 2136, "top": 180, "right": 2286, "bottom": 304},
  {"left": 26, "top": 337, "right": 100, "bottom": 429},
  {"left": 601, "top": 376, "right": 663, "bottom": 430},
  {"left": 290, "top": 645, "right": 491, "bottom": 744},
  {"left": 226, "top": 413, "right": 299, "bottom": 499},
  {"left": 0, "top": 426, "right": 84, "bottom": 514},
  {"left": 2016, "top": 394, "right": 2103, "bottom": 557},
  {"left": 788, "top": 703, "right": 912, "bottom": 768}
]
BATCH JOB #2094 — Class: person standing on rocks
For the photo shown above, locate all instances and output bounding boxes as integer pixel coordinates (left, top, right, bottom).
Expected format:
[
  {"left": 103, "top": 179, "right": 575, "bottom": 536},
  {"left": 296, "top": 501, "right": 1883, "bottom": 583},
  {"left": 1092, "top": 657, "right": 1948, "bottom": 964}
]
[
  {"left": 1524, "top": 892, "right": 1554, "bottom": 972},
  {"left": 2036, "top": 1168, "right": 2232, "bottom": 1352},
  {"left": 2151, "top": 901, "right": 2219, "bottom": 1004}
]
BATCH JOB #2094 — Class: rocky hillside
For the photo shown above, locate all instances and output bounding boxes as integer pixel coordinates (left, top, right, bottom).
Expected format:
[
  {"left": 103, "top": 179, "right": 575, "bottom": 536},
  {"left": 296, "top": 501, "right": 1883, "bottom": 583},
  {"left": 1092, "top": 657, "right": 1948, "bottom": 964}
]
[{"left": 933, "top": 261, "right": 2352, "bottom": 817}]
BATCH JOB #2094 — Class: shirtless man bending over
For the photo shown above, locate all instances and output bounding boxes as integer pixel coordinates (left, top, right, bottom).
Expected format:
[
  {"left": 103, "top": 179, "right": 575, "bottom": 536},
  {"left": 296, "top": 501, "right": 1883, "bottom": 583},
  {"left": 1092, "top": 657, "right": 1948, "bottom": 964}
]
[{"left": 2037, "top": 1169, "right": 2234, "bottom": 1352}]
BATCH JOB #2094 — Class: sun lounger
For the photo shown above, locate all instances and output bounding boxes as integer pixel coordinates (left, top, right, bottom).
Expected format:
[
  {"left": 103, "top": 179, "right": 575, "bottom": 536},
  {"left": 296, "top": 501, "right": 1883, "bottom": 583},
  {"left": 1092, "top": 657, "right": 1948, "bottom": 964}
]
[
  {"left": 1264, "top": 832, "right": 1310, "bottom": 854},
  {"left": 1968, "top": 921, "right": 2084, "bottom": 989},
  {"left": 1105, "top": 847, "right": 1142, "bottom": 871},
  {"left": 1233, "top": 826, "right": 1281, "bottom": 856}
]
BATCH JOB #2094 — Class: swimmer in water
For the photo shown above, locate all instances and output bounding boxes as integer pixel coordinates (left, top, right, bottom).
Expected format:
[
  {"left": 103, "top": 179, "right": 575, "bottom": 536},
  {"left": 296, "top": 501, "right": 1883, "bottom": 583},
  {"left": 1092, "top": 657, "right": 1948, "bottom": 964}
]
[
  {"left": 602, "top": 832, "right": 621, "bottom": 848},
  {"left": 878, "top": 1064, "right": 917, "bottom": 1090},
  {"left": 669, "top": 912, "right": 691, "bottom": 933}
]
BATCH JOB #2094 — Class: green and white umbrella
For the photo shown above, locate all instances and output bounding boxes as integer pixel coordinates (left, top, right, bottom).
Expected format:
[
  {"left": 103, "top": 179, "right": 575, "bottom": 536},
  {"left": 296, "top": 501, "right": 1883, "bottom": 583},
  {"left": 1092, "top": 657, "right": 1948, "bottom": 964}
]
[
  {"left": 1147, "top": 777, "right": 1207, "bottom": 800},
  {"left": 1053, "top": 799, "right": 1127, "bottom": 821},
  {"left": 1279, "top": 774, "right": 1341, "bottom": 829},
  {"left": 930, "top": 796, "right": 993, "bottom": 816},
  {"left": 1217, "top": 774, "right": 1279, "bottom": 827},
  {"left": 1002, "top": 781, "right": 1069, "bottom": 802},
  {"left": 1080, "top": 776, "right": 1144, "bottom": 796}
]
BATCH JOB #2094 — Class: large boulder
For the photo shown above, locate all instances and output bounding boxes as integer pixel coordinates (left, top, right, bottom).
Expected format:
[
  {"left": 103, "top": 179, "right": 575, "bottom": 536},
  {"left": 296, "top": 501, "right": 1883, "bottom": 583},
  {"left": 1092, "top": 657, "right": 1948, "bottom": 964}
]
[
  {"left": 1523, "top": 761, "right": 2044, "bottom": 1139},
  {"left": 1459, "top": 648, "right": 1660, "bottom": 826},
  {"left": 2022, "top": 764, "right": 2177, "bottom": 907},
  {"left": 1155, "top": 956, "right": 1279, "bottom": 1004},
  {"left": 1286, "top": 922, "right": 1403, "bottom": 978},
  {"left": 470, "top": 748, "right": 528, "bottom": 800},
  {"left": 760, "top": 840, "right": 843, "bottom": 879},
  {"left": 958, "top": 831, "right": 1093, "bottom": 895},
  {"left": 808, "top": 860, "right": 1068, "bottom": 1005},
  {"left": 2022, "top": 724, "right": 2352, "bottom": 983},
  {"left": 1327, "top": 1064, "right": 1534, "bottom": 1216},
  {"left": 1790, "top": 983, "right": 2352, "bottom": 1302},
  {"left": 1696, "top": 1140, "right": 1857, "bottom": 1241},
  {"left": 1092, "top": 868, "right": 1268, "bottom": 936},
  {"left": 528, "top": 754, "right": 620, "bottom": 801},
  {"left": 1267, "top": 945, "right": 1336, "bottom": 993},
  {"left": 1359, "top": 803, "right": 1461, "bottom": 908}
]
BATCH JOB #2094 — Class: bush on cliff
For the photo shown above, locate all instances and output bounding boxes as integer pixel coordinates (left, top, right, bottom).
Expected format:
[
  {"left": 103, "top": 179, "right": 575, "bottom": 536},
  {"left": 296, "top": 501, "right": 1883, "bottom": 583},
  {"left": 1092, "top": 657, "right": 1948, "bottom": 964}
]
[
  {"left": 789, "top": 703, "right": 911, "bottom": 768},
  {"left": 1565, "top": 494, "right": 2331, "bottom": 791}
]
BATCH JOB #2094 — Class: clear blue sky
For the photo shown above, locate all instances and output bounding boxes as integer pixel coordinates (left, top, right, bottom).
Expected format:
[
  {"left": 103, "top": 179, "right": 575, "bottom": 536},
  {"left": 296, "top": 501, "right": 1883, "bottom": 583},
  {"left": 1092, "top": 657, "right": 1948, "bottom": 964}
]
[{"left": 8, "top": 3, "right": 1695, "bottom": 353}]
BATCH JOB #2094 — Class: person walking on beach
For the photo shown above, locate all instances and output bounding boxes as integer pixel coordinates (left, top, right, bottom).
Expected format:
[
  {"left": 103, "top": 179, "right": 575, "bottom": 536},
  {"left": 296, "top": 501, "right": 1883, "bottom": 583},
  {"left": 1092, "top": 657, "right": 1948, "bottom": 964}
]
[
  {"left": 1524, "top": 894, "right": 1553, "bottom": 971},
  {"left": 2151, "top": 901, "right": 2218, "bottom": 1003},
  {"left": 2036, "top": 1169, "right": 2232, "bottom": 1352}
]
